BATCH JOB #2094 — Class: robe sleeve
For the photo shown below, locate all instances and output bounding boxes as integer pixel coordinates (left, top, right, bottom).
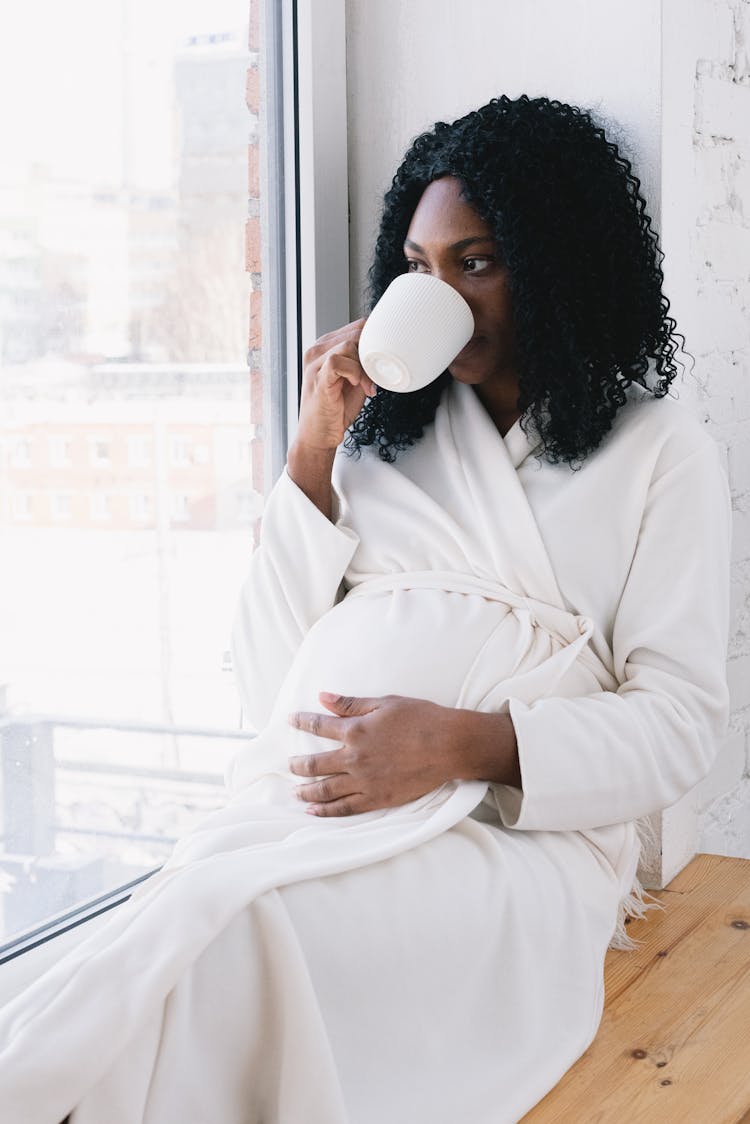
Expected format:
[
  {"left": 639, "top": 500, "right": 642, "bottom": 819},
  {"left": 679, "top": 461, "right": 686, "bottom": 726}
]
[
  {"left": 493, "top": 441, "right": 732, "bottom": 832},
  {"left": 231, "top": 467, "right": 360, "bottom": 732}
]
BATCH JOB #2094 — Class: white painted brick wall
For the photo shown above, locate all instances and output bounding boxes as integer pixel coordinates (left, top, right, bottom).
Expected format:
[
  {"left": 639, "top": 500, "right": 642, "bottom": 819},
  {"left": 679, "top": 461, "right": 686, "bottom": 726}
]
[
  {"left": 695, "top": 73, "right": 750, "bottom": 140},
  {"left": 694, "top": 0, "right": 750, "bottom": 858},
  {"left": 696, "top": 221, "right": 750, "bottom": 279}
]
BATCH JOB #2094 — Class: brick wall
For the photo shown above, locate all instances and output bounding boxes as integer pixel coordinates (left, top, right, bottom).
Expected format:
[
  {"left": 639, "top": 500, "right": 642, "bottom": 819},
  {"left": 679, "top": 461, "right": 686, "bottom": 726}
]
[
  {"left": 246, "top": 0, "right": 264, "bottom": 511},
  {"left": 692, "top": 0, "right": 750, "bottom": 856}
]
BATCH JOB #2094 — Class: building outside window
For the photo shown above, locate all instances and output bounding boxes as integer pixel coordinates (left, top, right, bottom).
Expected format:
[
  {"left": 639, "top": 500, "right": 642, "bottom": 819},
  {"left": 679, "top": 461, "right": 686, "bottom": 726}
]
[{"left": 0, "top": 0, "right": 307, "bottom": 953}]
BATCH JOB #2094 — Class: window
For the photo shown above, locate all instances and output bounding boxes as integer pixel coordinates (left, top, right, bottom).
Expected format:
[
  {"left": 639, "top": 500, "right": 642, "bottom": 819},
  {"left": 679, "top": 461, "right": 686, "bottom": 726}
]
[
  {"left": 50, "top": 436, "right": 73, "bottom": 468},
  {"left": 128, "top": 435, "right": 151, "bottom": 468},
  {"left": 51, "top": 493, "right": 73, "bottom": 521},
  {"left": 130, "top": 492, "right": 153, "bottom": 523},
  {"left": 11, "top": 438, "right": 32, "bottom": 468},
  {"left": 89, "top": 438, "right": 112, "bottom": 468},
  {"left": 169, "top": 435, "right": 191, "bottom": 467},
  {"left": 90, "top": 493, "right": 112, "bottom": 521},
  {"left": 170, "top": 492, "right": 191, "bottom": 523},
  {"left": 12, "top": 493, "right": 33, "bottom": 521},
  {"left": 0, "top": 0, "right": 348, "bottom": 960}
]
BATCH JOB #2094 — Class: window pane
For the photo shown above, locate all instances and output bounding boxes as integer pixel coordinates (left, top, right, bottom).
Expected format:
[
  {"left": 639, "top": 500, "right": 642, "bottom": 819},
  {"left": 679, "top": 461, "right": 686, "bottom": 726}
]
[{"left": 0, "top": 0, "right": 280, "bottom": 944}]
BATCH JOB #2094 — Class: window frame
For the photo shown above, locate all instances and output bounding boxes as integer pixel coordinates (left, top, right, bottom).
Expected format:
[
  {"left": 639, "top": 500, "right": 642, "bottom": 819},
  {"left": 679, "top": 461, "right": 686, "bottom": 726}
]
[
  {"left": 262, "top": 0, "right": 349, "bottom": 482},
  {"left": 0, "top": 0, "right": 350, "bottom": 988}
]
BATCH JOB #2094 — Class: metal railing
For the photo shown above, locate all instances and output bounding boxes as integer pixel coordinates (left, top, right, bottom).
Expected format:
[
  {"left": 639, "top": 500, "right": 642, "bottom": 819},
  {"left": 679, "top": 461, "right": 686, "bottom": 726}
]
[{"left": 0, "top": 710, "right": 255, "bottom": 956}]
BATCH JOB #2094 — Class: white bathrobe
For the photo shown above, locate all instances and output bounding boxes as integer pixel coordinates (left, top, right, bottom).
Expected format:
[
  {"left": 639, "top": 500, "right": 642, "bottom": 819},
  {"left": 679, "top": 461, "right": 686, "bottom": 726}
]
[{"left": 0, "top": 381, "right": 730, "bottom": 1124}]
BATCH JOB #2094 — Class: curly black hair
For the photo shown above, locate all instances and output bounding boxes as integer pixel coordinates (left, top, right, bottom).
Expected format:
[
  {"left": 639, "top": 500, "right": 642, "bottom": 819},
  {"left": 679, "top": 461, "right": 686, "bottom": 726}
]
[{"left": 345, "top": 95, "right": 680, "bottom": 466}]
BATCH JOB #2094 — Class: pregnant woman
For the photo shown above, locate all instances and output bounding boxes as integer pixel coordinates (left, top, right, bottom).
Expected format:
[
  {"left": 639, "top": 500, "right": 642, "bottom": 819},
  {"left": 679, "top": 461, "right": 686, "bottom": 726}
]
[{"left": 0, "top": 95, "right": 730, "bottom": 1124}]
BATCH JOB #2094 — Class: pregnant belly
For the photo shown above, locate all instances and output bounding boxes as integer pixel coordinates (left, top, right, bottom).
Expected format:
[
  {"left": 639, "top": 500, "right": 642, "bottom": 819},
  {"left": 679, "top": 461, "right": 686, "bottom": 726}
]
[
  {"left": 272, "top": 588, "right": 532, "bottom": 716},
  {"left": 230, "top": 586, "right": 602, "bottom": 796}
]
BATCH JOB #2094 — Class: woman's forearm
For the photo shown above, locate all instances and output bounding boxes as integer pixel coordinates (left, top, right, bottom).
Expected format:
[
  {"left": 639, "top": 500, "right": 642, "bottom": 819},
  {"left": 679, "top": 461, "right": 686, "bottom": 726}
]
[
  {"left": 286, "top": 441, "right": 337, "bottom": 521},
  {"left": 447, "top": 707, "right": 522, "bottom": 789}
]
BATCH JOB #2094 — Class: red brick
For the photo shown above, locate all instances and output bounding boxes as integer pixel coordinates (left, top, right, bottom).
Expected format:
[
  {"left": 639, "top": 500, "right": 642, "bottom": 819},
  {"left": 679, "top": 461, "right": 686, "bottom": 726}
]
[
  {"left": 251, "top": 435, "right": 264, "bottom": 496},
  {"left": 249, "top": 289, "right": 262, "bottom": 350},
  {"left": 245, "top": 217, "right": 261, "bottom": 273},
  {"left": 250, "top": 368, "right": 263, "bottom": 424},
  {"left": 246, "top": 65, "right": 259, "bottom": 114},
  {"left": 249, "top": 0, "right": 260, "bottom": 52},
  {"left": 248, "top": 142, "right": 260, "bottom": 197}
]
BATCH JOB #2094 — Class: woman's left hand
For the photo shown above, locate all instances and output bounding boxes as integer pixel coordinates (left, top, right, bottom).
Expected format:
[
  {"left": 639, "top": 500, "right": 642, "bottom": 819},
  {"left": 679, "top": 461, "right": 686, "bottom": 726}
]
[{"left": 287, "top": 692, "right": 464, "bottom": 816}]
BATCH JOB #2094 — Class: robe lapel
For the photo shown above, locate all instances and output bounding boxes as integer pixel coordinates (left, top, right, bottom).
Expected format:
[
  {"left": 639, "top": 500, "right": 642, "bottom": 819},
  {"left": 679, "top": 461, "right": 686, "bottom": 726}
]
[{"left": 444, "top": 382, "right": 565, "bottom": 609}]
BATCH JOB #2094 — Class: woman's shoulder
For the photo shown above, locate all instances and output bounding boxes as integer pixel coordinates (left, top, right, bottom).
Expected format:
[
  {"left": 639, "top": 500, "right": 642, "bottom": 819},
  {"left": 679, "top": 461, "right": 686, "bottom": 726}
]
[{"left": 606, "top": 382, "right": 723, "bottom": 480}]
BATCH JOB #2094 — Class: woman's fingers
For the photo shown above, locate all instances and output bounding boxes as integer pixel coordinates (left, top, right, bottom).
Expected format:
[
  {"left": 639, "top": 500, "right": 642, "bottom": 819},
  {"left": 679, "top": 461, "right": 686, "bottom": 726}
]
[
  {"left": 309, "top": 318, "right": 365, "bottom": 348},
  {"left": 304, "top": 795, "right": 369, "bottom": 817},
  {"left": 294, "top": 321, "right": 376, "bottom": 452},
  {"left": 317, "top": 352, "right": 375, "bottom": 396},
  {"left": 305, "top": 317, "right": 366, "bottom": 359},
  {"left": 288, "top": 710, "right": 345, "bottom": 742},
  {"left": 294, "top": 772, "right": 361, "bottom": 805}
]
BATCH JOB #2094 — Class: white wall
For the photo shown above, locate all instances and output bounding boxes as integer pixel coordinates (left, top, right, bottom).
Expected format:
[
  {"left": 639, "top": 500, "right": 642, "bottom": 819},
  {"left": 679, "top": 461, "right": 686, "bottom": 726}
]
[
  {"left": 346, "top": 0, "right": 661, "bottom": 311},
  {"left": 661, "top": 0, "right": 750, "bottom": 858},
  {"left": 345, "top": 0, "right": 750, "bottom": 868}
]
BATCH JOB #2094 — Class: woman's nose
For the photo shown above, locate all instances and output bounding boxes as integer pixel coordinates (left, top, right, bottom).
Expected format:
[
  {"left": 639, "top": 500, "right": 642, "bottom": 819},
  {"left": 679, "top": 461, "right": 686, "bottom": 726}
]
[{"left": 431, "top": 266, "right": 465, "bottom": 296}]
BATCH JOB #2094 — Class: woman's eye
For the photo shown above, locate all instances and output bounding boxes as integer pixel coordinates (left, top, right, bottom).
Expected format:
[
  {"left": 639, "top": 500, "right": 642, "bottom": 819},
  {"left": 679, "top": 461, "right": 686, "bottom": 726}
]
[
  {"left": 464, "top": 257, "right": 492, "bottom": 273},
  {"left": 406, "top": 260, "right": 428, "bottom": 273}
]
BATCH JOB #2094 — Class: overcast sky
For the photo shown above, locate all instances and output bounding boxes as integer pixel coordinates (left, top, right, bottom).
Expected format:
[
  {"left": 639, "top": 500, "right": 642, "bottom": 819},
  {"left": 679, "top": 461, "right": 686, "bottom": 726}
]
[{"left": 0, "top": 0, "right": 249, "bottom": 189}]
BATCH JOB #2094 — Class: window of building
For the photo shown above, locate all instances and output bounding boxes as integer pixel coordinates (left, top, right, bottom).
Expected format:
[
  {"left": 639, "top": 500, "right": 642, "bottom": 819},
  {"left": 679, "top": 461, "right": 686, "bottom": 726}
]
[
  {"left": 90, "top": 493, "right": 112, "bottom": 521},
  {"left": 130, "top": 492, "right": 153, "bottom": 523},
  {"left": 12, "top": 493, "right": 33, "bottom": 521},
  {"left": 89, "top": 438, "right": 112, "bottom": 468},
  {"left": 128, "top": 435, "right": 151, "bottom": 468},
  {"left": 11, "top": 438, "right": 32, "bottom": 468},
  {"left": 170, "top": 493, "right": 191, "bottom": 523},
  {"left": 0, "top": 0, "right": 348, "bottom": 965},
  {"left": 50, "top": 436, "right": 73, "bottom": 468},
  {"left": 169, "top": 435, "right": 191, "bottom": 467},
  {"left": 51, "top": 493, "right": 73, "bottom": 521}
]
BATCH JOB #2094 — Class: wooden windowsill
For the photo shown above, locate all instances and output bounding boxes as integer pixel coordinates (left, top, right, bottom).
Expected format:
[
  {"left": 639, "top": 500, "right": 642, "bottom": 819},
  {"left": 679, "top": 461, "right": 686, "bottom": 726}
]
[{"left": 522, "top": 853, "right": 750, "bottom": 1122}]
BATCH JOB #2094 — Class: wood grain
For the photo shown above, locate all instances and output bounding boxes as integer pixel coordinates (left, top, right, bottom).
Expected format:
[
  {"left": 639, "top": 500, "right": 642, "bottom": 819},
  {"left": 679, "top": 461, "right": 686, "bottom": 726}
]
[{"left": 521, "top": 854, "right": 750, "bottom": 1124}]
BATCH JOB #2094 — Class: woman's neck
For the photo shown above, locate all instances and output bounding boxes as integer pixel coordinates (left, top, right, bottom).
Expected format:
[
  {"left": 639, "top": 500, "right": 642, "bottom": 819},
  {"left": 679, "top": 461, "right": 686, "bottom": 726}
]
[{"left": 471, "top": 381, "right": 522, "bottom": 437}]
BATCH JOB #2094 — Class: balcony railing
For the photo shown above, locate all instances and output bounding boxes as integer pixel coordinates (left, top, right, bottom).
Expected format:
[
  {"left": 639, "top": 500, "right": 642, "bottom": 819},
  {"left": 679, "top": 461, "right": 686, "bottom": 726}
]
[{"left": 0, "top": 708, "right": 255, "bottom": 959}]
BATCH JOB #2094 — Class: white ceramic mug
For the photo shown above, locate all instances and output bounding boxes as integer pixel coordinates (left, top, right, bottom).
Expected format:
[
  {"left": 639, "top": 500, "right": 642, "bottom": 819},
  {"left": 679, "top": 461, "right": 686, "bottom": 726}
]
[{"left": 358, "top": 273, "right": 475, "bottom": 393}]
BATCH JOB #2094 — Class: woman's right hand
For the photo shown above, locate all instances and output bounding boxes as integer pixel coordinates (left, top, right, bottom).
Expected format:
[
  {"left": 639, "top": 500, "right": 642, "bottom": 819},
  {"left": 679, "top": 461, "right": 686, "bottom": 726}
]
[
  {"left": 294, "top": 319, "right": 377, "bottom": 453},
  {"left": 286, "top": 319, "right": 376, "bottom": 520}
]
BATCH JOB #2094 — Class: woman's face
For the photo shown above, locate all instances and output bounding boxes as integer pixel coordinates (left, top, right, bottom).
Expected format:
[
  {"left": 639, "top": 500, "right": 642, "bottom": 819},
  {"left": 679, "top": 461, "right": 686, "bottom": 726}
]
[{"left": 403, "top": 176, "right": 520, "bottom": 394}]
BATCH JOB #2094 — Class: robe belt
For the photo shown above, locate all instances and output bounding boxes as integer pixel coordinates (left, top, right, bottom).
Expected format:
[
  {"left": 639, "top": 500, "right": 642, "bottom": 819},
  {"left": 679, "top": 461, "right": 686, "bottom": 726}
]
[
  {"left": 347, "top": 570, "right": 589, "bottom": 642},
  {"left": 346, "top": 570, "right": 616, "bottom": 692}
]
